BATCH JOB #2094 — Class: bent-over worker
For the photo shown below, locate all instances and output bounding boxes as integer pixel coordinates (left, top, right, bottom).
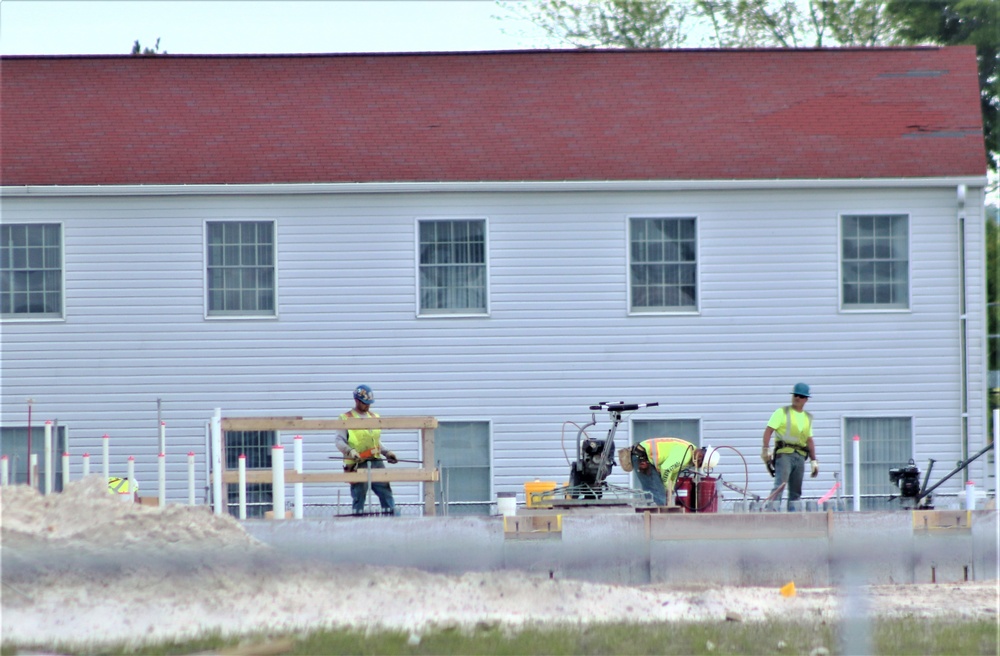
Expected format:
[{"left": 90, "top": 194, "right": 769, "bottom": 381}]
[
  {"left": 619, "top": 438, "right": 720, "bottom": 506},
  {"left": 335, "top": 384, "right": 397, "bottom": 515}
]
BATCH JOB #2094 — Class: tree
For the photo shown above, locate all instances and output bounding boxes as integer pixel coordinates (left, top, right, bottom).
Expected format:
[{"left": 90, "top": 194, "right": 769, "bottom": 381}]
[
  {"left": 131, "top": 38, "right": 166, "bottom": 56},
  {"left": 886, "top": 1, "right": 998, "bottom": 171}
]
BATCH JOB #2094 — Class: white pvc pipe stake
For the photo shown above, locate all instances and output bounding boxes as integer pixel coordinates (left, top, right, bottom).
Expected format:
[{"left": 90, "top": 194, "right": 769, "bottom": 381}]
[
  {"left": 994, "top": 408, "right": 999, "bottom": 503},
  {"left": 294, "top": 435, "right": 303, "bottom": 520},
  {"left": 966, "top": 480, "right": 976, "bottom": 511},
  {"left": 238, "top": 454, "right": 247, "bottom": 520},
  {"left": 852, "top": 435, "right": 861, "bottom": 512},
  {"left": 158, "top": 453, "right": 166, "bottom": 508},
  {"left": 211, "top": 408, "right": 223, "bottom": 516},
  {"left": 29, "top": 453, "right": 38, "bottom": 490},
  {"left": 44, "top": 421, "right": 53, "bottom": 495},
  {"left": 187, "top": 452, "right": 196, "bottom": 505},
  {"left": 127, "top": 456, "right": 136, "bottom": 502},
  {"left": 102, "top": 435, "right": 110, "bottom": 482},
  {"left": 271, "top": 445, "right": 285, "bottom": 521},
  {"left": 61, "top": 452, "right": 70, "bottom": 490},
  {"left": 159, "top": 421, "right": 166, "bottom": 458},
  {"left": 82, "top": 453, "right": 90, "bottom": 478},
  {"left": 1, "top": 455, "right": 8, "bottom": 486}
]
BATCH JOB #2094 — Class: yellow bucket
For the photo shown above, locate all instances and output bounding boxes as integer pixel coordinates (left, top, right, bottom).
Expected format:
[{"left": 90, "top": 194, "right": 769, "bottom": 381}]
[{"left": 524, "top": 480, "right": 557, "bottom": 508}]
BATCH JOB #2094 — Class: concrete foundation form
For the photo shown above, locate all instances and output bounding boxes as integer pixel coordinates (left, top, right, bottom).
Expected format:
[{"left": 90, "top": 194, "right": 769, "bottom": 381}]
[{"left": 242, "top": 509, "right": 999, "bottom": 587}]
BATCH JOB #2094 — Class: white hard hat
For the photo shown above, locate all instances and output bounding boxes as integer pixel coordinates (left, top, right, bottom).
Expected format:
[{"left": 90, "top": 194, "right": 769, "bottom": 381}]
[{"left": 701, "top": 446, "right": 720, "bottom": 471}]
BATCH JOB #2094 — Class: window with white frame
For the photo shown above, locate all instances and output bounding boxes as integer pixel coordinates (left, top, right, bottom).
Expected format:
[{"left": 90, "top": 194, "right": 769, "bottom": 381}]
[
  {"left": 206, "top": 221, "right": 275, "bottom": 316},
  {"left": 841, "top": 214, "right": 909, "bottom": 309},
  {"left": 629, "top": 217, "right": 697, "bottom": 312},
  {"left": 0, "top": 425, "right": 68, "bottom": 490},
  {"left": 843, "top": 417, "right": 912, "bottom": 510},
  {"left": 224, "top": 430, "right": 274, "bottom": 518},
  {"left": 1, "top": 223, "right": 63, "bottom": 318},
  {"left": 418, "top": 219, "right": 487, "bottom": 315},
  {"left": 434, "top": 421, "right": 491, "bottom": 515}
]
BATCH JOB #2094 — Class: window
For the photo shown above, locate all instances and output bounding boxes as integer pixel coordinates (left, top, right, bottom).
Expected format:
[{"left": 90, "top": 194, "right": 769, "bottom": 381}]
[
  {"left": 629, "top": 217, "right": 697, "bottom": 312},
  {"left": 206, "top": 221, "right": 275, "bottom": 316},
  {"left": 843, "top": 417, "right": 912, "bottom": 510},
  {"left": 434, "top": 421, "right": 491, "bottom": 515},
  {"left": 225, "top": 430, "right": 275, "bottom": 518},
  {"left": 1, "top": 223, "right": 63, "bottom": 318},
  {"left": 418, "top": 219, "right": 487, "bottom": 315},
  {"left": 0, "top": 425, "right": 68, "bottom": 490},
  {"left": 841, "top": 214, "right": 908, "bottom": 309}
]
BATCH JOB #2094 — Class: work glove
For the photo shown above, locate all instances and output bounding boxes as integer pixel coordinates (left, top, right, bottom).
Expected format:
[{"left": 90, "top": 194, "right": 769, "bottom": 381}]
[
  {"left": 347, "top": 448, "right": 360, "bottom": 460},
  {"left": 811, "top": 459, "right": 819, "bottom": 478},
  {"left": 384, "top": 451, "right": 398, "bottom": 464},
  {"left": 761, "top": 447, "right": 771, "bottom": 464}
]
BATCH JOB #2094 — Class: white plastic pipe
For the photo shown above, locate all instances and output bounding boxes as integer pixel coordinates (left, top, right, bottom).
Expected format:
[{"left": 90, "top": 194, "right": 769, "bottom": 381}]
[
  {"left": 159, "top": 421, "right": 166, "bottom": 457},
  {"left": 965, "top": 480, "right": 976, "bottom": 510},
  {"left": 127, "top": 456, "right": 136, "bottom": 503},
  {"left": 44, "top": 421, "right": 53, "bottom": 495},
  {"left": 102, "top": 434, "right": 110, "bottom": 482},
  {"left": 238, "top": 454, "right": 247, "bottom": 520},
  {"left": 30, "top": 453, "right": 38, "bottom": 490},
  {"left": 852, "top": 435, "right": 861, "bottom": 512},
  {"left": 82, "top": 452, "right": 91, "bottom": 478},
  {"left": 994, "top": 408, "right": 999, "bottom": 503},
  {"left": 271, "top": 445, "right": 285, "bottom": 520},
  {"left": 187, "top": 451, "right": 196, "bottom": 505},
  {"left": 158, "top": 453, "right": 166, "bottom": 508},
  {"left": 211, "top": 408, "right": 223, "bottom": 516},
  {"left": 1, "top": 455, "right": 8, "bottom": 486},
  {"left": 61, "top": 452, "right": 70, "bottom": 489},
  {"left": 294, "top": 435, "right": 303, "bottom": 519}
]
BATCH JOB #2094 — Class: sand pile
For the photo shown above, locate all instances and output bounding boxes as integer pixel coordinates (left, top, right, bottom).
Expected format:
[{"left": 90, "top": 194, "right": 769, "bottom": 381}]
[{"left": 2, "top": 478, "right": 996, "bottom": 652}]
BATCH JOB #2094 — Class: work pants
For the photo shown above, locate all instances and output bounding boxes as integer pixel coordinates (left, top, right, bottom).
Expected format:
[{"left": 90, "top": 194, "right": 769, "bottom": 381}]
[
  {"left": 771, "top": 451, "right": 806, "bottom": 511},
  {"left": 351, "top": 459, "right": 396, "bottom": 515}
]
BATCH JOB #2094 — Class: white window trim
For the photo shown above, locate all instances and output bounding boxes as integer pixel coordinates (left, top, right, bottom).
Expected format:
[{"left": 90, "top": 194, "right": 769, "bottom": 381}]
[
  {"left": 424, "top": 418, "right": 494, "bottom": 508},
  {"left": 202, "top": 219, "right": 279, "bottom": 321},
  {"left": 414, "top": 216, "right": 491, "bottom": 319},
  {"left": 837, "top": 212, "right": 913, "bottom": 314},
  {"left": 1, "top": 221, "right": 66, "bottom": 323},
  {"left": 625, "top": 214, "right": 701, "bottom": 316}
]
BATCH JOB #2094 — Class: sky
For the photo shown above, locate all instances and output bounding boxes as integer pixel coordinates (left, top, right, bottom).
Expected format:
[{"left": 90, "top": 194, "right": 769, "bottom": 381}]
[{"left": 0, "top": 0, "right": 555, "bottom": 56}]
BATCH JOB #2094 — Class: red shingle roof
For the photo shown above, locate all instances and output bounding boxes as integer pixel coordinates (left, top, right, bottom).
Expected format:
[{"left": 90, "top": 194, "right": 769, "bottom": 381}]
[{"left": 0, "top": 48, "right": 986, "bottom": 186}]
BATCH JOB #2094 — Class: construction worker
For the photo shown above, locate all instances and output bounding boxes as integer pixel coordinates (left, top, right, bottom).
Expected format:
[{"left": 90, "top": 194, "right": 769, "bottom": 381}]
[
  {"left": 761, "top": 382, "right": 818, "bottom": 511},
  {"left": 618, "top": 438, "right": 720, "bottom": 506},
  {"left": 335, "top": 384, "right": 398, "bottom": 515},
  {"left": 107, "top": 475, "right": 139, "bottom": 503}
]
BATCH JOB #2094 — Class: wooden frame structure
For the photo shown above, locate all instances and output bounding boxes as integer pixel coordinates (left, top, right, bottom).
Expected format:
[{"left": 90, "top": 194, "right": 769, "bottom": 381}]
[{"left": 217, "top": 415, "right": 440, "bottom": 516}]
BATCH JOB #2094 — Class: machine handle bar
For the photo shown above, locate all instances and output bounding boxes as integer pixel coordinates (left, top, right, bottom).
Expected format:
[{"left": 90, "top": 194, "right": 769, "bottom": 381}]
[{"left": 588, "top": 402, "right": 659, "bottom": 412}]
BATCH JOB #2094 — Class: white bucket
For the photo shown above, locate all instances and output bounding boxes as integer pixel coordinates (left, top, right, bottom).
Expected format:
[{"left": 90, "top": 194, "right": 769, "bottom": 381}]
[{"left": 497, "top": 492, "right": 516, "bottom": 516}]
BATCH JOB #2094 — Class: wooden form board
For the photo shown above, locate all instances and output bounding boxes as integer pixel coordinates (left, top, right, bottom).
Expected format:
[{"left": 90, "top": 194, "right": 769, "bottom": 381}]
[{"left": 220, "top": 415, "right": 438, "bottom": 516}]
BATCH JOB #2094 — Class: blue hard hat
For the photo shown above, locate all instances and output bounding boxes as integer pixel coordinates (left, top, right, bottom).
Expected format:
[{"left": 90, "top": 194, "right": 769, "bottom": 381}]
[
  {"left": 353, "top": 384, "right": 374, "bottom": 405},
  {"left": 792, "top": 382, "right": 810, "bottom": 398}
]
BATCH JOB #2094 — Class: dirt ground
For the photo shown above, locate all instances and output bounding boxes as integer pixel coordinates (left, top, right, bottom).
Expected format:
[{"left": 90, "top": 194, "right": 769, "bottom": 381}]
[{"left": 2, "top": 478, "right": 997, "bottom": 651}]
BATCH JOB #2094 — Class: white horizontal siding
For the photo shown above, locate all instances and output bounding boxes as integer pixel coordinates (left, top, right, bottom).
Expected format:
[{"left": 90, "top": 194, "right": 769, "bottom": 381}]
[{"left": 0, "top": 185, "right": 989, "bottom": 504}]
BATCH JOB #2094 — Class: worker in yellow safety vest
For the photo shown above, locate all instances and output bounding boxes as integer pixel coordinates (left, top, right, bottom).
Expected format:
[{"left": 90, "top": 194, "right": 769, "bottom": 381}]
[
  {"left": 107, "top": 476, "right": 139, "bottom": 503},
  {"left": 618, "top": 438, "right": 720, "bottom": 506},
  {"left": 335, "top": 384, "right": 397, "bottom": 515},
  {"left": 761, "top": 382, "right": 818, "bottom": 511}
]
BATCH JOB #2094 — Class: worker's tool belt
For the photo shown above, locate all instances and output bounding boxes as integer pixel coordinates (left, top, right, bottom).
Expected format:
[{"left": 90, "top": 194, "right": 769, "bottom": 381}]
[{"left": 775, "top": 441, "right": 808, "bottom": 457}]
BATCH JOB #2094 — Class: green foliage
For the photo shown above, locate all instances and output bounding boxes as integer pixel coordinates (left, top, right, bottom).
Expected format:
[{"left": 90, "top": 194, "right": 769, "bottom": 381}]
[
  {"left": 32, "top": 618, "right": 995, "bottom": 656},
  {"left": 131, "top": 38, "right": 167, "bottom": 56},
  {"left": 887, "top": 0, "right": 999, "bottom": 171}
]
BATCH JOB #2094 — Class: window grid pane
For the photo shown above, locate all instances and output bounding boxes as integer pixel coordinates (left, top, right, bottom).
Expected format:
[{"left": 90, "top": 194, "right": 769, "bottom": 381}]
[
  {"left": 630, "top": 218, "right": 697, "bottom": 311},
  {"left": 207, "top": 221, "right": 275, "bottom": 316},
  {"left": 841, "top": 215, "right": 908, "bottom": 309},
  {"left": 224, "top": 430, "right": 275, "bottom": 518},
  {"left": 1, "top": 224, "right": 62, "bottom": 317},
  {"left": 435, "top": 421, "right": 490, "bottom": 515},
  {"left": 419, "top": 220, "right": 487, "bottom": 314},
  {"left": 843, "top": 418, "right": 912, "bottom": 510}
]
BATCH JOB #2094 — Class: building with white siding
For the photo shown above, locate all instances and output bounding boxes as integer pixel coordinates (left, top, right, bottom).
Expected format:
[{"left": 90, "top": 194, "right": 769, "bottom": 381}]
[{"left": 0, "top": 47, "right": 990, "bottom": 514}]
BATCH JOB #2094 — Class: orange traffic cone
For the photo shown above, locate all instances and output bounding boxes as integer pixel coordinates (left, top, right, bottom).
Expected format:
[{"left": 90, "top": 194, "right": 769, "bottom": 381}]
[{"left": 780, "top": 581, "right": 796, "bottom": 597}]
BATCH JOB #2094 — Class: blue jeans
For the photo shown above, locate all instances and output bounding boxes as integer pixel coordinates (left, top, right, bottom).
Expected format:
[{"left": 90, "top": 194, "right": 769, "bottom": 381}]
[
  {"left": 632, "top": 452, "right": 667, "bottom": 506},
  {"left": 351, "top": 459, "right": 395, "bottom": 515},
  {"left": 771, "top": 451, "right": 805, "bottom": 511}
]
